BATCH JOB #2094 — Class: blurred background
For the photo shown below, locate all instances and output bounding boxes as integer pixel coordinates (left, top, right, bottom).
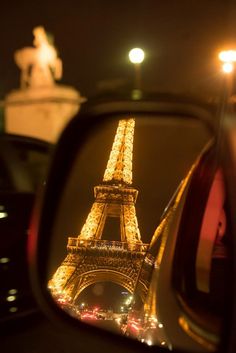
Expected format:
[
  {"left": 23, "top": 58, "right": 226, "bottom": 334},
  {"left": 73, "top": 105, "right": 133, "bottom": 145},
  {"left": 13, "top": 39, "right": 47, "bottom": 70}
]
[{"left": 0, "top": 0, "right": 235, "bottom": 100}]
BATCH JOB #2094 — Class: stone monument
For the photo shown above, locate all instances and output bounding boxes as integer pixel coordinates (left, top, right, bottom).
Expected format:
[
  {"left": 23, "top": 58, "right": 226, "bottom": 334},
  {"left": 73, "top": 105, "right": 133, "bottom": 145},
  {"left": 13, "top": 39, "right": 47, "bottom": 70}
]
[{"left": 5, "top": 26, "right": 86, "bottom": 143}]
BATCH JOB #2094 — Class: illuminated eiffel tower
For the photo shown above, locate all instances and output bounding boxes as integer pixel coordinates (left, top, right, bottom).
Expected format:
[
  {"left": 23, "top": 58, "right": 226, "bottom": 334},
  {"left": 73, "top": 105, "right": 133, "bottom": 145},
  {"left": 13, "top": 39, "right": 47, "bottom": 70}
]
[{"left": 49, "top": 118, "right": 149, "bottom": 303}]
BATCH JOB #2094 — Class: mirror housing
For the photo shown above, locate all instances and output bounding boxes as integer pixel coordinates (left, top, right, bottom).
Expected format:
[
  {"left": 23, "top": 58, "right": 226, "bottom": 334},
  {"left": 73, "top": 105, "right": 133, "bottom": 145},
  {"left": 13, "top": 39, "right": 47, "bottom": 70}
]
[{"left": 28, "top": 94, "right": 227, "bottom": 353}]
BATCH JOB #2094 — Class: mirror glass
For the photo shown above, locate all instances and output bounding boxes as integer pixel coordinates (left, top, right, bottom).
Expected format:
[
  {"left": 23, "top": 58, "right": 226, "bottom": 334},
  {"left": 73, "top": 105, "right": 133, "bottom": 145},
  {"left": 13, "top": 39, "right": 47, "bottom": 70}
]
[{"left": 46, "top": 113, "right": 229, "bottom": 351}]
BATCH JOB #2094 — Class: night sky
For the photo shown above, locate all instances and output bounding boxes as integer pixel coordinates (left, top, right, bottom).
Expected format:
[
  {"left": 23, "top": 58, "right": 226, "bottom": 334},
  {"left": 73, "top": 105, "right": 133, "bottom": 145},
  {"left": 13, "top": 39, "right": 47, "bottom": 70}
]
[{"left": 0, "top": 1, "right": 235, "bottom": 100}]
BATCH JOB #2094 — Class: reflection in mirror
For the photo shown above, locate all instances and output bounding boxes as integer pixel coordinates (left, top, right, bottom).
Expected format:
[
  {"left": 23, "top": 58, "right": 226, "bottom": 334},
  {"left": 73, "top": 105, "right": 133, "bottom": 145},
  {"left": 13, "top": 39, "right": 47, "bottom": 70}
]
[{"left": 46, "top": 114, "right": 228, "bottom": 351}]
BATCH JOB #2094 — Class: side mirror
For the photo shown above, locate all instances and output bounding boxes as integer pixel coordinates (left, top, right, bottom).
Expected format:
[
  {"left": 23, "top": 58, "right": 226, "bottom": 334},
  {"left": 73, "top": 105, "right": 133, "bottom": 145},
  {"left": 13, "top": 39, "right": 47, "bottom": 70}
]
[{"left": 28, "top": 96, "right": 233, "bottom": 353}]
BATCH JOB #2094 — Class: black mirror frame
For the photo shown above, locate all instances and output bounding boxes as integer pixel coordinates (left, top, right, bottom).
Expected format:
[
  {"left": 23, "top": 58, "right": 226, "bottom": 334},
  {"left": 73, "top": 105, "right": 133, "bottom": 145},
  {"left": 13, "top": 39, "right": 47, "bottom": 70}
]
[{"left": 28, "top": 95, "right": 218, "bottom": 353}]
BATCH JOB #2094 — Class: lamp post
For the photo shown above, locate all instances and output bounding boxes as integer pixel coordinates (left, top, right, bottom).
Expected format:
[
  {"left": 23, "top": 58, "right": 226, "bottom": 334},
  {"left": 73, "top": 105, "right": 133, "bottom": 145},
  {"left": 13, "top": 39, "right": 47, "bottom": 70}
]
[
  {"left": 216, "top": 50, "right": 236, "bottom": 139},
  {"left": 219, "top": 50, "right": 236, "bottom": 100},
  {"left": 128, "top": 48, "right": 145, "bottom": 91}
]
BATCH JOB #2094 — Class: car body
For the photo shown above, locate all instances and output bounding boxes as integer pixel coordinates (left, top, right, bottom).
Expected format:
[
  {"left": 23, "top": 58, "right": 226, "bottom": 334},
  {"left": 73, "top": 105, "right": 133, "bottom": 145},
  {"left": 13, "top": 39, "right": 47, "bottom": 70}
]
[{"left": 126, "top": 140, "right": 228, "bottom": 351}]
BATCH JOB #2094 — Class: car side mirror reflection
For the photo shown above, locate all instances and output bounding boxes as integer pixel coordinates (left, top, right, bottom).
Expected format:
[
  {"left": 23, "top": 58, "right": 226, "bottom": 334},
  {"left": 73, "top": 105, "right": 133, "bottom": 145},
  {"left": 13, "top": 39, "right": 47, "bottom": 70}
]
[{"left": 30, "top": 101, "right": 231, "bottom": 352}]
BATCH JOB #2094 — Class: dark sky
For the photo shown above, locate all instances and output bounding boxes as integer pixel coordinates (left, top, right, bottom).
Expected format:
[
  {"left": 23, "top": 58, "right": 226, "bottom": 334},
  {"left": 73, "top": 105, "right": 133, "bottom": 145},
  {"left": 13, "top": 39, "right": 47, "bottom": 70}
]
[{"left": 0, "top": 0, "right": 235, "bottom": 99}]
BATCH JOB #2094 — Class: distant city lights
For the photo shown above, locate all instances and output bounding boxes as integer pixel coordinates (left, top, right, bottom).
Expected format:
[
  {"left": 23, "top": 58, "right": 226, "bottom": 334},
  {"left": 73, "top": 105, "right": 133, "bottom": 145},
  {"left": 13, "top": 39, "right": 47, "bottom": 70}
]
[
  {"left": 125, "top": 295, "right": 133, "bottom": 306},
  {"left": 0, "top": 205, "right": 8, "bottom": 219},
  {"left": 146, "top": 339, "right": 153, "bottom": 346},
  {"left": 0, "top": 211, "right": 8, "bottom": 219},
  {"left": 8, "top": 289, "right": 18, "bottom": 295},
  {"left": 6, "top": 295, "right": 16, "bottom": 302}
]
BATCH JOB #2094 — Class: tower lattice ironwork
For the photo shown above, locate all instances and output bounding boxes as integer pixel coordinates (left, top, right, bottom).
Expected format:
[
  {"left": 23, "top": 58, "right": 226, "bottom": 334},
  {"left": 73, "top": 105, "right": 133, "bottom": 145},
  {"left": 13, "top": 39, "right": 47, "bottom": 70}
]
[{"left": 49, "top": 118, "right": 149, "bottom": 303}]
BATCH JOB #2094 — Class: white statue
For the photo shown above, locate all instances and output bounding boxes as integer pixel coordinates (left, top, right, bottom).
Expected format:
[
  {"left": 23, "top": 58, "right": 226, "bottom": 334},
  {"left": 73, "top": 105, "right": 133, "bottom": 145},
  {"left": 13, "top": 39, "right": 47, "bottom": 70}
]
[{"left": 14, "top": 26, "right": 62, "bottom": 88}]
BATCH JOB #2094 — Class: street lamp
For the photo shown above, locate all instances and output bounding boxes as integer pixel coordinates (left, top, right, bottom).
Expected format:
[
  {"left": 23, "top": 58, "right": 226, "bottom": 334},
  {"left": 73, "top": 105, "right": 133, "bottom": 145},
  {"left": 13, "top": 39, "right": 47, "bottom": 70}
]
[
  {"left": 222, "top": 62, "right": 234, "bottom": 74},
  {"left": 129, "top": 48, "right": 145, "bottom": 64},
  {"left": 218, "top": 50, "right": 236, "bottom": 117},
  {"left": 219, "top": 50, "right": 236, "bottom": 65},
  {"left": 218, "top": 50, "right": 236, "bottom": 101},
  {"left": 219, "top": 50, "right": 236, "bottom": 75},
  {"left": 128, "top": 47, "right": 145, "bottom": 91}
]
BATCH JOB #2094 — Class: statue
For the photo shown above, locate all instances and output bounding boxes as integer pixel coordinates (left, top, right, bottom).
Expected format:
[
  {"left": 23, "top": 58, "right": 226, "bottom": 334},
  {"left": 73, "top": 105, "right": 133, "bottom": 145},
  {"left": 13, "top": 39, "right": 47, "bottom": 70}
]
[{"left": 14, "top": 26, "right": 62, "bottom": 88}]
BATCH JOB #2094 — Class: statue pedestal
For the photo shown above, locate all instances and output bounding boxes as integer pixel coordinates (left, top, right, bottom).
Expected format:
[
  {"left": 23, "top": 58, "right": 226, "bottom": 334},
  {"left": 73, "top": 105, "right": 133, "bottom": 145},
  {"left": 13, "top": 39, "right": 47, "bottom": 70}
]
[{"left": 5, "top": 85, "right": 86, "bottom": 143}]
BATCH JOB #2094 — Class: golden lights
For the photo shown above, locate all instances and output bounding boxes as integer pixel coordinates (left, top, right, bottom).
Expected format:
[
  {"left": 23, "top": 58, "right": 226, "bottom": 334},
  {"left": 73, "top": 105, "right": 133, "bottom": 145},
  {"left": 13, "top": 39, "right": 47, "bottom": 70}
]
[
  {"left": 219, "top": 50, "right": 236, "bottom": 63},
  {"left": 128, "top": 48, "right": 145, "bottom": 64},
  {"left": 219, "top": 50, "right": 236, "bottom": 74},
  {"left": 222, "top": 62, "right": 234, "bottom": 74},
  {"left": 49, "top": 118, "right": 147, "bottom": 304},
  {"left": 103, "top": 119, "right": 135, "bottom": 185}
]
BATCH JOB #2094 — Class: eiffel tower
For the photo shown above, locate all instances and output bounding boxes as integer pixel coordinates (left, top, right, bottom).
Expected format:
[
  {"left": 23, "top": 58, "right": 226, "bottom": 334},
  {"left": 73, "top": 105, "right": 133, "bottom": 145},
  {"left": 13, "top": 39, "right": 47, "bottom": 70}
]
[{"left": 49, "top": 118, "right": 149, "bottom": 303}]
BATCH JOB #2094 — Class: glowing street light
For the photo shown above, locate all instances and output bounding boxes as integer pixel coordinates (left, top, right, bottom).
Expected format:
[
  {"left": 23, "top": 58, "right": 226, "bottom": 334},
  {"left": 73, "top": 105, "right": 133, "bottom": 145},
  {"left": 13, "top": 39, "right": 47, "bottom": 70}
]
[
  {"left": 219, "top": 50, "right": 236, "bottom": 74},
  {"left": 128, "top": 48, "right": 145, "bottom": 64},
  {"left": 128, "top": 47, "right": 145, "bottom": 92},
  {"left": 222, "top": 62, "right": 234, "bottom": 74},
  {"left": 219, "top": 50, "right": 236, "bottom": 64},
  {"left": 218, "top": 49, "right": 236, "bottom": 111}
]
